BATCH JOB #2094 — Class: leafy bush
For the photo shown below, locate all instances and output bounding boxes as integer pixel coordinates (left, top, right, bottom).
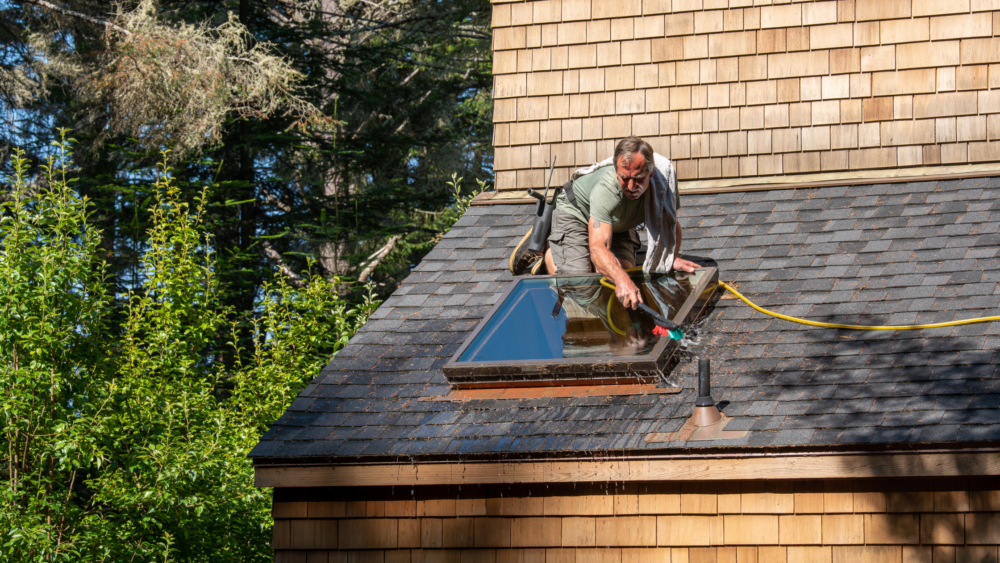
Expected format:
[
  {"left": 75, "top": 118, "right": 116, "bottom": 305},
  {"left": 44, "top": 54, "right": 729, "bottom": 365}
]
[{"left": 0, "top": 143, "right": 378, "bottom": 562}]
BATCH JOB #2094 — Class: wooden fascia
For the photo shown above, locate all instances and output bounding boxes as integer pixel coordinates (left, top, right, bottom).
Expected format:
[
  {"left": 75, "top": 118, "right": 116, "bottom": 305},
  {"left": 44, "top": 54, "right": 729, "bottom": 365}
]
[{"left": 255, "top": 450, "right": 1000, "bottom": 488}]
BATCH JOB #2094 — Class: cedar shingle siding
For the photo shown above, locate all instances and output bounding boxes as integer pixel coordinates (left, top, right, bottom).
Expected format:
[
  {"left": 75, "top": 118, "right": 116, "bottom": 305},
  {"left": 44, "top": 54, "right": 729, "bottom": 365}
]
[
  {"left": 491, "top": 0, "right": 1000, "bottom": 190},
  {"left": 271, "top": 479, "right": 1000, "bottom": 562}
]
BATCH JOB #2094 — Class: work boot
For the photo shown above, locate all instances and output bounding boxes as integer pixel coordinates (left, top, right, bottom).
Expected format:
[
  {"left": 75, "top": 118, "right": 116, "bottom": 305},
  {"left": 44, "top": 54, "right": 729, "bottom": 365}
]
[
  {"left": 530, "top": 258, "right": 547, "bottom": 276},
  {"left": 509, "top": 228, "right": 542, "bottom": 275}
]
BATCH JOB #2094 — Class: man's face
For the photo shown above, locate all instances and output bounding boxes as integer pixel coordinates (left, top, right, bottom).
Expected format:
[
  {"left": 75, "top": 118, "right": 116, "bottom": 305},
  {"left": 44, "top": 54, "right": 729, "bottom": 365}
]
[{"left": 615, "top": 155, "right": 651, "bottom": 200}]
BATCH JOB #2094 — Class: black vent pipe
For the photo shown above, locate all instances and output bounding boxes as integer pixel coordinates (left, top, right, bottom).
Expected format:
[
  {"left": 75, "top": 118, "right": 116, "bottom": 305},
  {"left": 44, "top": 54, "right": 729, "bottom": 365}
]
[{"left": 696, "top": 359, "right": 715, "bottom": 407}]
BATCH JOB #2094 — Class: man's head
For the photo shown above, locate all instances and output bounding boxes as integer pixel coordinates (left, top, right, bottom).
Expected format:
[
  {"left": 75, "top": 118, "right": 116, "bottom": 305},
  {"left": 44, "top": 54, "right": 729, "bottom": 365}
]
[{"left": 613, "top": 136, "right": 655, "bottom": 200}]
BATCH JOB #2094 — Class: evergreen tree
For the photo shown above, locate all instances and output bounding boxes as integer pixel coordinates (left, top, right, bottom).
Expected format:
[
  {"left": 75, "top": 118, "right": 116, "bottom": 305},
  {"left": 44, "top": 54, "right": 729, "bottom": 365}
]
[{"left": 1, "top": 0, "right": 494, "bottom": 301}]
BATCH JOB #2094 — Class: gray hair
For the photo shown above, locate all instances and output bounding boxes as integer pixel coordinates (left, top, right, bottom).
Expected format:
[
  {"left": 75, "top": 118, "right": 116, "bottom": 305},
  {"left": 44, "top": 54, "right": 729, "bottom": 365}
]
[{"left": 613, "top": 136, "right": 655, "bottom": 173}]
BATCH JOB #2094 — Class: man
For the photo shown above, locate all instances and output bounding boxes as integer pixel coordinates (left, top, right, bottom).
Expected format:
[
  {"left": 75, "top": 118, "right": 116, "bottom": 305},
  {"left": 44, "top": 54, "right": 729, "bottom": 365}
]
[{"left": 513, "top": 136, "right": 700, "bottom": 309}]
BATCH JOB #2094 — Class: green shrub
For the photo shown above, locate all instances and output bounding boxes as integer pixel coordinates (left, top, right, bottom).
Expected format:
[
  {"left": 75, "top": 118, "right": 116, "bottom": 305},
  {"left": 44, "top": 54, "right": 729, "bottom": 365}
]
[{"left": 0, "top": 142, "right": 377, "bottom": 562}]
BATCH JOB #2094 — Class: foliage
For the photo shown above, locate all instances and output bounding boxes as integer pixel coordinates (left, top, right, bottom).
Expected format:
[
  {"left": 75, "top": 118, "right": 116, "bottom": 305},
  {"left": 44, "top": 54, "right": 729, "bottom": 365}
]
[
  {"left": 5, "top": 0, "right": 324, "bottom": 158},
  {"left": 0, "top": 0, "right": 491, "bottom": 557},
  {"left": 0, "top": 0, "right": 494, "bottom": 307},
  {"left": 0, "top": 145, "right": 378, "bottom": 562},
  {"left": 450, "top": 172, "right": 491, "bottom": 216},
  {"left": 0, "top": 143, "right": 109, "bottom": 562},
  {"left": 231, "top": 272, "right": 378, "bottom": 432},
  {"left": 84, "top": 0, "right": 330, "bottom": 156}
]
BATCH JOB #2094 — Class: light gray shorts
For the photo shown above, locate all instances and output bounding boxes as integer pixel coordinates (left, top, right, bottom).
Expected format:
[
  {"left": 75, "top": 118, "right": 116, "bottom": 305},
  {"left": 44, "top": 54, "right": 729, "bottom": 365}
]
[{"left": 547, "top": 208, "right": 641, "bottom": 275}]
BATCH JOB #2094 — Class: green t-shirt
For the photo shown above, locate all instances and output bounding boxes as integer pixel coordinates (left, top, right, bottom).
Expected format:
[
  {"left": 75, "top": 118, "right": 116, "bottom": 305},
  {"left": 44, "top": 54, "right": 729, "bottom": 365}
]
[{"left": 555, "top": 166, "right": 647, "bottom": 233}]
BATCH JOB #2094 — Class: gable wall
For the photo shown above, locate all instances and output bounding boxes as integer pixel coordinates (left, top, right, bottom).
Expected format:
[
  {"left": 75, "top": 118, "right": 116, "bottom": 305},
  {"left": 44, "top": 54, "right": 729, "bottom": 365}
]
[
  {"left": 491, "top": 0, "right": 1000, "bottom": 192},
  {"left": 271, "top": 478, "right": 1000, "bottom": 563}
]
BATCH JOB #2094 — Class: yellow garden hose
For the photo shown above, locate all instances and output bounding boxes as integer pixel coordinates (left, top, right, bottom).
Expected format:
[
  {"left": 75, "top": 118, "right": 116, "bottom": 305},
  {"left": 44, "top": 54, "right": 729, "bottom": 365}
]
[
  {"left": 599, "top": 267, "right": 644, "bottom": 291},
  {"left": 606, "top": 294, "right": 627, "bottom": 336},
  {"left": 718, "top": 280, "right": 1000, "bottom": 331},
  {"left": 601, "top": 268, "right": 1000, "bottom": 331}
]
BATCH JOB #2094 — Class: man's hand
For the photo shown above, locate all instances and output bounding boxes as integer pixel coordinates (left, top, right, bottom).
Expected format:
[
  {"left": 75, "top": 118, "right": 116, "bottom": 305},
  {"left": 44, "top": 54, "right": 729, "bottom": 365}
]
[
  {"left": 615, "top": 275, "right": 644, "bottom": 309},
  {"left": 673, "top": 256, "right": 701, "bottom": 273},
  {"left": 589, "top": 217, "right": 644, "bottom": 309},
  {"left": 672, "top": 223, "right": 699, "bottom": 273}
]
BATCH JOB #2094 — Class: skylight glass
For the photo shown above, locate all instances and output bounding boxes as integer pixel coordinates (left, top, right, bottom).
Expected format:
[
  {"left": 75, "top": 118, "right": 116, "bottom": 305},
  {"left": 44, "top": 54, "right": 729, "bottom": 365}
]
[{"left": 444, "top": 268, "right": 718, "bottom": 387}]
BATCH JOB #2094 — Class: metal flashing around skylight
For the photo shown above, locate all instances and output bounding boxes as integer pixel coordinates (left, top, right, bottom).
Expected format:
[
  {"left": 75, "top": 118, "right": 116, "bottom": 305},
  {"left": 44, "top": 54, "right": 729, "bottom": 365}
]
[{"left": 443, "top": 267, "right": 719, "bottom": 388}]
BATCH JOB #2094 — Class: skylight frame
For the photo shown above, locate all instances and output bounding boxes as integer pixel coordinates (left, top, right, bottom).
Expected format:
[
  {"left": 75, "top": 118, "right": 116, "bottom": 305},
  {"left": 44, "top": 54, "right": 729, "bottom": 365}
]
[{"left": 443, "top": 267, "right": 719, "bottom": 387}]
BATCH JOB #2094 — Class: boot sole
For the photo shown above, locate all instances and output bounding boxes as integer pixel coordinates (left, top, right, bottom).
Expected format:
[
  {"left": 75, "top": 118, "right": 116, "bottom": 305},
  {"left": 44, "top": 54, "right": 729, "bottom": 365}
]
[{"left": 509, "top": 227, "right": 538, "bottom": 275}]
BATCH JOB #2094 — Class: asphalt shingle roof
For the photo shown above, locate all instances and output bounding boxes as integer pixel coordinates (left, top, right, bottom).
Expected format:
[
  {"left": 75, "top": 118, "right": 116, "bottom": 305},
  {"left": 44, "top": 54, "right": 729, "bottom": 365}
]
[{"left": 250, "top": 176, "right": 1000, "bottom": 462}]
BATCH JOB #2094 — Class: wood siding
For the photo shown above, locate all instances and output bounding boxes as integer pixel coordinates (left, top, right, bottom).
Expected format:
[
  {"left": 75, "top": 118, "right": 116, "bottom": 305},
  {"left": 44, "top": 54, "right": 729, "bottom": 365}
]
[
  {"left": 271, "top": 478, "right": 1000, "bottom": 562},
  {"left": 490, "top": 0, "right": 1000, "bottom": 190}
]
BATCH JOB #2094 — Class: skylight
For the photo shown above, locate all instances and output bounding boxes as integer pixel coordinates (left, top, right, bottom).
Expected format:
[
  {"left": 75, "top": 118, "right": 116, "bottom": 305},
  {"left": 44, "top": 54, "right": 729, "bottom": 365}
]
[{"left": 443, "top": 267, "right": 719, "bottom": 387}]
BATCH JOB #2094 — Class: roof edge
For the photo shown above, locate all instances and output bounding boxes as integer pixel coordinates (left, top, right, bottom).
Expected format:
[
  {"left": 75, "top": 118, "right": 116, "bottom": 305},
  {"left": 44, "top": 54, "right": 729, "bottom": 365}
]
[
  {"left": 254, "top": 448, "right": 1000, "bottom": 488},
  {"left": 474, "top": 162, "right": 1000, "bottom": 205}
]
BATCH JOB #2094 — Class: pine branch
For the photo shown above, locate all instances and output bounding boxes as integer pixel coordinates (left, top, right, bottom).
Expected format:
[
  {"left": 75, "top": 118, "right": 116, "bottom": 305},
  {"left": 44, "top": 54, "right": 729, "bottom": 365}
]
[
  {"left": 358, "top": 234, "right": 402, "bottom": 282},
  {"left": 22, "top": 0, "right": 131, "bottom": 36},
  {"left": 262, "top": 241, "right": 306, "bottom": 288}
]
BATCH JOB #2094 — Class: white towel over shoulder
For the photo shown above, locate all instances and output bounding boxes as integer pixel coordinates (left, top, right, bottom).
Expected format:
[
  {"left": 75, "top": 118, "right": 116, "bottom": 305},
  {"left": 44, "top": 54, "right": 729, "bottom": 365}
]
[{"left": 570, "top": 153, "right": 678, "bottom": 274}]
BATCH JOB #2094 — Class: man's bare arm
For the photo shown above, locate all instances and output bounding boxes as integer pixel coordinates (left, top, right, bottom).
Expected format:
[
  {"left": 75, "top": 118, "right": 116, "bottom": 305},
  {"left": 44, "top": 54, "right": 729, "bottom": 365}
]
[{"left": 589, "top": 218, "right": 643, "bottom": 309}]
